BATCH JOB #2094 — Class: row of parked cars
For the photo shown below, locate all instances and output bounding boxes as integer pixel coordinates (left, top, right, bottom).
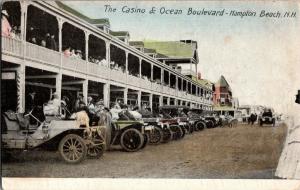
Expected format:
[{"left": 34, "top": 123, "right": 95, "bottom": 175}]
[{"left": 1, "top": 105, "right": 237, "bottom": 164}]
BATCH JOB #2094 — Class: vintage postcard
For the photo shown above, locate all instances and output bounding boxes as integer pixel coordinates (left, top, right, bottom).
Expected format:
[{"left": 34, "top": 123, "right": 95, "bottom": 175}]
[{"left": 1, "top": 0, "right": 300, "bottom": 189}]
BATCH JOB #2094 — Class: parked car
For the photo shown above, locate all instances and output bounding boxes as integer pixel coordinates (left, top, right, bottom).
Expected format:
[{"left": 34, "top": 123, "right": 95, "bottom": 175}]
[
  {"left": 2, "top": 105, "right": 106, "bottom": 164},
  {"left": 137, "top": 109, "right": 173, "bottom": 144},
  {"left": 159, "top": 105, "right": 192, "bottom": 135},
  {"left": 110, "top": 109, "right": 149, "bottom": 151},
  {"left": 186, "top": 108, "right": 207, "bottom": 131},
  {"left": 258, "top": 108, "right": 276, "bottom": 127},
  {"left": 200, "top": 111, "right": 221, "bottom": 128}
]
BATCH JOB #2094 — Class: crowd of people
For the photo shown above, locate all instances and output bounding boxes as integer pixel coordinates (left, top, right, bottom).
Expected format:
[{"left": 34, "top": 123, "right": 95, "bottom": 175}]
[
  {"left": 63, "top": 47, "right": 85, "bottom": 59},
  {"left": 109, "top": 61, "right": 126, "bottom": 72},
  {"left": 88, "top": 56, "right": 107, "bottom": 66},
  {"left": 27, "top": 26, "right": 58, "bottom": 51}
]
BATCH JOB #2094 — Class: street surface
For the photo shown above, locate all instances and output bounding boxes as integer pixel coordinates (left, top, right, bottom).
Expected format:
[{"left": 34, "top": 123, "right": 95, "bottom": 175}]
[{"left": 2, "top": 123, "right": 286, "bottom": 178}]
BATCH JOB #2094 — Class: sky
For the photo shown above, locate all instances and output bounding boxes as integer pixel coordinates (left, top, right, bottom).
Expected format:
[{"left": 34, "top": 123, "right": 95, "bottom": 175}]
[{"left": 65, "top": 1, "right": 300, "bottom": 114}]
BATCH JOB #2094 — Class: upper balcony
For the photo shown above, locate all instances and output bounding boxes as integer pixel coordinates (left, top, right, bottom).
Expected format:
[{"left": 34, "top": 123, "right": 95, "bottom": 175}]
[{"left": 3, "top": 35, "right": 213, "bottom": 107}]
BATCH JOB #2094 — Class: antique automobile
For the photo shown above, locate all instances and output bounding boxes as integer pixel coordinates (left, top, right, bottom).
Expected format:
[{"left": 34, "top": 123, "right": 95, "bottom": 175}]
[
  {"left": 219, "top": 114, "right": 238, "bottom": 127},
  {"left": 109, "top": 108, "right": 149, "bottom": 151},
  {"left": 159, "top": 105, "right": 192, "bottom": 136},
  {"left": 200, "top": 111, "right": 221, "bottom": 128},
  {"left": 2, "top": 104, "right": 106, "bottom": 164},
  {"left": 187, "top": 108, "right": 207, "bottom": 131},
  {"left": 137, "top": 109, "right": 173, "bottom": 144},
  {"left": 258, "top": 108, "right": 276, "bottom": 127}
]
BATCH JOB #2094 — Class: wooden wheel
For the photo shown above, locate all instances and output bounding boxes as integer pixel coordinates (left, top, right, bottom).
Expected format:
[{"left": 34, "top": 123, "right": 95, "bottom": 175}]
[
  {"left": 149, "top": 126, "right": 163, "bottom": 145},
  {"left": 59, "top": 134, "right": 87, "bottom": 164}
]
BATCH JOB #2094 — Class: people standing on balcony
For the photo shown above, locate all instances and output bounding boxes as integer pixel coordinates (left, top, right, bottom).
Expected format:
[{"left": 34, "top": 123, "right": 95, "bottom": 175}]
[
  {"left": 75, "top": 50, "right": 83, "bottom": 59},
  {"left": 1, "top": 10, "right": 12, "bottom": 37},
  {"left": 50, "top": 34, "right": 58, "bottom": 51},
  {"left": 41, "top": 40, "right": 46, "bottom": 48},
  {"left": 27, "top": 27, "right": 35, "bottom": 42},
  {"left": 63, "top": 47, "right": 71, "bottom": 57},
  {"left": 31, "top": 37, "right": 37, "bottom": 44},
  {"left": 45, "top": 33, "right": 51, "bottom": 49}
]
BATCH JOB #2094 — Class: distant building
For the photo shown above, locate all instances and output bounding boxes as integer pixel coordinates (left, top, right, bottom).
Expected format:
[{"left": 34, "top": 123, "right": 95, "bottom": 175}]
[
  {"left": 213, "top": 75, "right": 232, "bottom": 106},
  {"left": 213, "top": 75, "right": 236, "bottom": 116}
]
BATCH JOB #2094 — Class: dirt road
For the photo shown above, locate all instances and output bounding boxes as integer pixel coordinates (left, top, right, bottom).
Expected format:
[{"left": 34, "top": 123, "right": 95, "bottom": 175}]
[{"left": 2, "top": 123, "right": 287, "bottom": 178}]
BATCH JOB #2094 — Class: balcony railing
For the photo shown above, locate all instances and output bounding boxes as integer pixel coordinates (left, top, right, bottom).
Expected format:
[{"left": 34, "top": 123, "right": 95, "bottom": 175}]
[
  {"left": 127, "top": 74, "right": 140, "bottom": 88},
  {"left": 2, "top": 36, "right": 22, "bottom": 57},
  {"left": 110, "top": 69, "right": 127, "bottom": 83},
  {"left": 87, "top": 62, "right": 109, "bottom": 79},
  {"left": 141, "top": 78, "right": 152, "bottom": 90},
  {"left": 152, "top": 82, "right": 162, "bottom": 93},
  {"left": 62, "top": 56, "right": 87, "bottom": 73},
  {"left": 26, "top": 42, "right": 61, "bottom": 67},
  {"left": 2, "top": 36, "right": 212, "bottom": 105}
]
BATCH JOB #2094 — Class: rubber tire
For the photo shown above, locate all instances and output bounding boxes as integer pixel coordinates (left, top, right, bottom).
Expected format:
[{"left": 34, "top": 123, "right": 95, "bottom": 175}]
[
  {"left": 196, "top": 121, "right": 205, "bottom": 131},
  {"left": 149, "top": 126, "right": 163, "bottom": 145},
  {"left": 180, "top": 126, "right": 186, "bottom": 138},
  {"left": 206, "top": 120, "right": 214, "bottom": 128},
  {"left": 162, "top": 127, "right": 173, "bottom": 143},
  {"left": 120, "top": 128, "right": 144, "bottom": 152},
  {"left": 141, "top": 134, "right": 149, "bottom": 149},
  {"left": 59, "top": 134, "right": 87, "bottom": 164}
]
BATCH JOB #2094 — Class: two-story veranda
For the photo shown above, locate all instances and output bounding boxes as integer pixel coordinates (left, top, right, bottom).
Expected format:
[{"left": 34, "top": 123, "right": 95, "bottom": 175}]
[{"left": 1, "top": 1, "right": 213, "bottom": 113}]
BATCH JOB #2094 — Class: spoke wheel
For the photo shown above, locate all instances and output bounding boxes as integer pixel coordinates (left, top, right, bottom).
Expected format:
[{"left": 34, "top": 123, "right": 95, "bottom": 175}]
[
  {"left": 149, "top": 126, "right": 163, "bottom": 145},
  {"left": 59, "top": 134, "right": 87, "bottom": 164},
  {"left": 87, "top": 131, "right": 105, "bottom": 158},
  {"left": 120, "top": 128, "right": 144, "bottom": 152}
]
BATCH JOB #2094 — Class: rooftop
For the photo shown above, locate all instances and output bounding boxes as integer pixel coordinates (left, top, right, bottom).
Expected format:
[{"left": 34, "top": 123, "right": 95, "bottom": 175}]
[
  {"left": 109, "top": 31, "right": 130, "bottom": 37},
  {"left": 143, "top": 41, "right": 196, "bottom": 58},
  {"left": 215, "top": 75, "right": 232, "bottom": 92},
  {"left": 55, "top": 1, "right": 110, "bottom": 26}
]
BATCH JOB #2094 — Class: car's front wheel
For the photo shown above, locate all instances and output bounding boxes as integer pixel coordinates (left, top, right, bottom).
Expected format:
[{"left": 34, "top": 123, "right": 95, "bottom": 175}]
[
  {"left": 59, "top": 134, "right": 87, "bottom": 164},
  {"left": 120, "top": 128, "right": 144, "bottom": 152}
]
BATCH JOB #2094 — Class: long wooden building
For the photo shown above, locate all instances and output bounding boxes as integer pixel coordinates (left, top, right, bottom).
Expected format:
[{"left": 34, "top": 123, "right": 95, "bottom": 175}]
[{"left": 1, "top": 1, "right": 213, "bottom": 113}]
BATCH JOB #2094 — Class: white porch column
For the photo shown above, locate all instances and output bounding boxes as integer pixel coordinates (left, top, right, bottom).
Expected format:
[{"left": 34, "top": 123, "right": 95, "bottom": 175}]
[
  {"left": 85, "top": 31, "right": 89, "bottom": 61},
  {"left": 55, "top": 73, "right": 62, "bottom": 100},
  {"left": 151, "top": 63, "right": 153, "bottom": 81},
  {"left": 57, "top": 18, "right": 64, "bottom": 53},
  {"left": 125, "top": 51, "right": 128, "bottom": 72},
  {"left": 149, "top": 93, "right": 153, "bottom": 111},
  {"left": 137, "top": 90, "right": 142, "bottom": 109},
  {"left": 161, "top": 69, "right": 164, "bottom": 84},
  {"left": 124, "top": 88, "right": 128, "bottom": 105},
  {"left": 174, "top": 99, "right": 178, "bottom": 106},
  {"left": 20, "top": 1, "right": 27, "bottom": 41},
  {"left": 105, "top": 41, "right": 111, "bottom": 67},
  {"left": 139, "top": 58, "right": 142, "bottom": 77},
  {"left": 167, "top": 97, "right": 170, "bottom": 105},
  {"left": 16, "top": 65, "right": 25, "bottom": 113},
  {"left": 82, "top": 79, "right": 88, "bottom": 104},
  {"left": 159, "top": 95, "right": 163, "bottom": 106},
  {"left": 103, "top": 83, "right": 110, "bottom": 107}
]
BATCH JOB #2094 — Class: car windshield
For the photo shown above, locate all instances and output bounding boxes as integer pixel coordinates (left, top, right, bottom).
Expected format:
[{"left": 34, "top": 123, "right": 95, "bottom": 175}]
[{"left": 262, "top": 110, "right": 272, "bottom": 117}]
